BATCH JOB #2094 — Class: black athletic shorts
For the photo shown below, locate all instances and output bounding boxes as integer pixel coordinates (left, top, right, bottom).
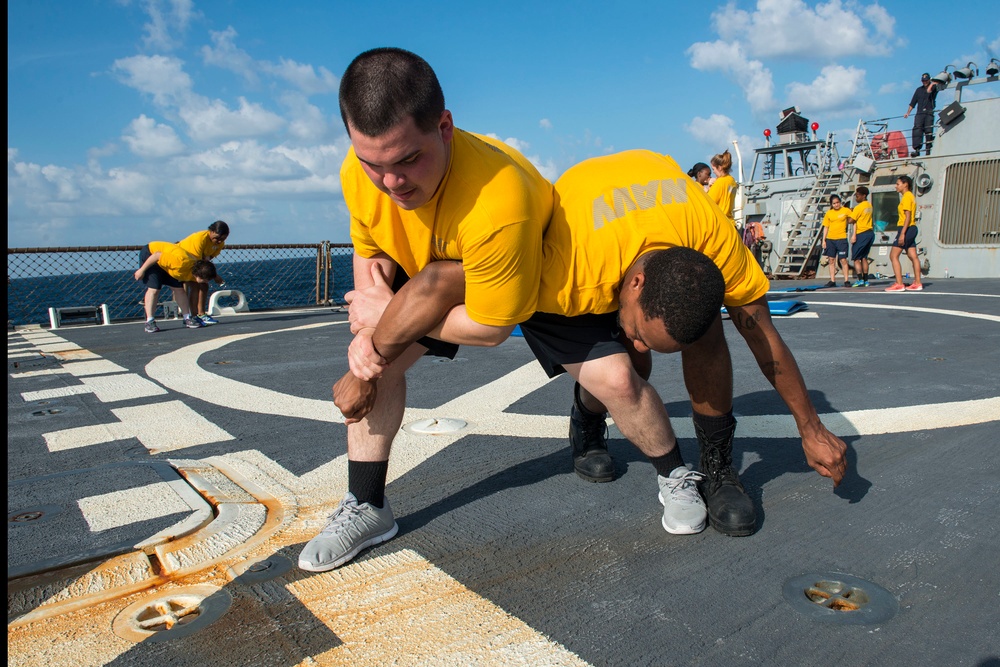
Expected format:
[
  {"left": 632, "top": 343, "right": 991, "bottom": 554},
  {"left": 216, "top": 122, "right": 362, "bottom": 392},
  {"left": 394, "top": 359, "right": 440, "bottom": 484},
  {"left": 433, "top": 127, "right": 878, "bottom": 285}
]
[
  {"left": 390, "top": 264, "right": 458, "bottom": 359},
  {"left": 518, "top": 311, "right": 626, "bottom": 378},
  {"left": 139, "top": 245, "right": 182, "bottom": 289},
  {"left": 823, "top": 238, "right": 849, "bottom": 259}
]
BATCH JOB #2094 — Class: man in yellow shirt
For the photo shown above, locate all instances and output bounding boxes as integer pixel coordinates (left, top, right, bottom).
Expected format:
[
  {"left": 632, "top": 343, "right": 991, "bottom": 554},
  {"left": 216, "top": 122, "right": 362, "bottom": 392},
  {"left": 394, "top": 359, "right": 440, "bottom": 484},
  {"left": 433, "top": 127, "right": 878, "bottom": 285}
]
[
  {"left": 341, "top": 150, "right": 848, "bottom": 539},
  {"left": 133, "top": 241, "right": 217, "bottom": 332},
  {"left": 298, "top": 48, "right": 554, "bottom": 573}
]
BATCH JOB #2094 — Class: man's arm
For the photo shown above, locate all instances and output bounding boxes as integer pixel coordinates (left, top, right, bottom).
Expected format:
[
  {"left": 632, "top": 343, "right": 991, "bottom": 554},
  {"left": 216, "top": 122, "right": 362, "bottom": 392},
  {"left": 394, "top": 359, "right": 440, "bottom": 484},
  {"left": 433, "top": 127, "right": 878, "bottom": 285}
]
[
  {"left": 726, "top": 296, "right": 847, "bottom": 485},
  {"left": 134, "top": 251, "right": 161, "bottom": 281}
]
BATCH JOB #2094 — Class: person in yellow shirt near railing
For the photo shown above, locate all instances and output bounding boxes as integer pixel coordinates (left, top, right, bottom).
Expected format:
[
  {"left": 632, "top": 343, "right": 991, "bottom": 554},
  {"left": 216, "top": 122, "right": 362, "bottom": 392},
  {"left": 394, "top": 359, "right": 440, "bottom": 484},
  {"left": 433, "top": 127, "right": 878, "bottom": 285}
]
[
  {"left": 133, "top": 241, "right": 217, "bottom": 333},
  {"left": 707, "top": 150, "right": 738, "bottom": 225},
  {"left": 177, "top": 220, "right": 229, "bottom": 325},
  {"left": 820, "top": 194, "right": 852, "bottom": 288},
  {"left": 885, "top": 175, "right": 923, "bottom": 292},
  {"left": 848, "top": 187, "right": 874, "bottom": 287}
]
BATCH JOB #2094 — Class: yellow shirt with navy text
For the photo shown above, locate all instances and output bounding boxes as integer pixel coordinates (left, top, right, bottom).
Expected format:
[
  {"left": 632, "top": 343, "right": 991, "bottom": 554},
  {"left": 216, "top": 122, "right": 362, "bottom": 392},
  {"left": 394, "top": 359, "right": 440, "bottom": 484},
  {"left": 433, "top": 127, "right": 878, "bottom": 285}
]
[
  {"left": 178, "top": 230, "right": 225, "bottom": 260},
  {"left": 707, "top": 173, "right": 738, "bottom": 223},
  {"left": 822, "top": 207, "right": 851, "bottom": 240},
  {"left": 343, "top": 129, "right": 553, "bottom": 327},
  {"left": 850, "top": 200, "right": 873, "bottom": 234},
  {"left": 537, "top": 150, "right": 769, "bottom": 317},
  {"left": 148, "top": 241, "right": 198, "bottom": 282},
  {"left": 898, "top": 191, "right": 917, "bottom": 228}
]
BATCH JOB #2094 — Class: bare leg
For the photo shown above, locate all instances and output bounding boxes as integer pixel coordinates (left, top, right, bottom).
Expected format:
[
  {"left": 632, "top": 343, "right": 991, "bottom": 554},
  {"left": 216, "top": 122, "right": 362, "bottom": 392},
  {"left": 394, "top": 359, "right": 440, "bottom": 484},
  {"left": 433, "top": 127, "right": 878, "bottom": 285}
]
[
  {"left": 681, "top": 316, "right": 733, "bottom": 416},
  {"left": 566, "top": 353, "right": 678, "bottom": 458},
  {"left": 168, "top": 286, "right": 194, "bottom": 318},
  {"left": 906, "top": 247, "right": 922, "bottom": 285},
  {"left": 347, "top": 343, "right": 427, "bottom": 461},
  {"left": 144, "top": 288, "right": 159, "bottom": 320},
  {"left": 889, "top": 246, "right": 904, "bottom": 284}
]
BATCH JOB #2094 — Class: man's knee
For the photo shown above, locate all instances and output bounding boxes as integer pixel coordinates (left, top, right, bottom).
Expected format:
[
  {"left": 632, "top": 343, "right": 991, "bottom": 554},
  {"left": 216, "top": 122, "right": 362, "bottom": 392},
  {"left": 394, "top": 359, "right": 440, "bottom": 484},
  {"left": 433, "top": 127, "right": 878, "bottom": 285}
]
[{"left": 580, "top": 360, "right": 644, "bottom": 406}]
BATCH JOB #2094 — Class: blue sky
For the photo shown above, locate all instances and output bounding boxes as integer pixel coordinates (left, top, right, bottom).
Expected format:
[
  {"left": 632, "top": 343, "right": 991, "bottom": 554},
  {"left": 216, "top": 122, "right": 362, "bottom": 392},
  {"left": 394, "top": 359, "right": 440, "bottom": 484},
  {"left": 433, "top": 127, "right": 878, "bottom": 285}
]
[{"left": 8, "top": 0, "right": 999, "bottom": 247}]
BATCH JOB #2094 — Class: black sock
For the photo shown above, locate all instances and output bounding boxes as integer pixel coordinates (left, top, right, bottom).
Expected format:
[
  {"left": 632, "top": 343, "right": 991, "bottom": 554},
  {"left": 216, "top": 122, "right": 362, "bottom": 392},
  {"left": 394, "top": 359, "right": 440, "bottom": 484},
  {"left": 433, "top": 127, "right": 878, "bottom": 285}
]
[
  {"left": 348, "top": 460, "right": 389, "bottom": 508},
  {"left": 692, "top": 410, "right": 737, "bottom": 444},
  {"left": 649, "top": 447, "right": 686, "bottom": 477}
]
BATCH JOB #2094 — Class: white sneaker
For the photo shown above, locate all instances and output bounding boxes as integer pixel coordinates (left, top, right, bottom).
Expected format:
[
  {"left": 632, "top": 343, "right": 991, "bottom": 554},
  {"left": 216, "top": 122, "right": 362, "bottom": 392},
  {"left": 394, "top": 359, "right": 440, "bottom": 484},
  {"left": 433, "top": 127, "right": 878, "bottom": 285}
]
[
  {"left": 298, "top": 493, "right": 398, "bottom": 572},
  {"left": 657, "top": 465, "right": 708, "bottom": 535}
]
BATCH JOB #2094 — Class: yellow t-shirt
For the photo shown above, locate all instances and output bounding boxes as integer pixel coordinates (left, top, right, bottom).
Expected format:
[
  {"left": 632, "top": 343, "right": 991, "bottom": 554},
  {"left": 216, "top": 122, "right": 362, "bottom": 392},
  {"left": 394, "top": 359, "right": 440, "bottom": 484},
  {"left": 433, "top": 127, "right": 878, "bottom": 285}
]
[
  {"left": 898, "top": 191, "right": 917, "bottom": 228},
  {"left": 850, "top": 200, "right": 873, "bottom": 234},
  {"left": 707, "top": 173, "right": 738, "bottom": 223},
  {"left": 148, "top": 241, "right": 197, "bottom": 282},
  {"left": 537, "top": 150, "right": 770, "bottom": 316},
  {"left": 822, "top": 207, "right": 851, "bottom": 240},
  {"left": 177, "top": 230, "right": 226, "bottom": 259},
  {"left": 343, "top": 129, "right": 553, "bottom": 327}
]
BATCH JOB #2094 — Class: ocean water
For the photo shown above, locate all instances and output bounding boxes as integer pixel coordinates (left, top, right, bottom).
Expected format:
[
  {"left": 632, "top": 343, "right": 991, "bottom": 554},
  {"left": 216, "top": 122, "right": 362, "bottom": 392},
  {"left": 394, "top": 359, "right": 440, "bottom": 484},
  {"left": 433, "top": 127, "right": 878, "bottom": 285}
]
[{"left": 7, "top": 256, "right": 355, "bottom": 327}]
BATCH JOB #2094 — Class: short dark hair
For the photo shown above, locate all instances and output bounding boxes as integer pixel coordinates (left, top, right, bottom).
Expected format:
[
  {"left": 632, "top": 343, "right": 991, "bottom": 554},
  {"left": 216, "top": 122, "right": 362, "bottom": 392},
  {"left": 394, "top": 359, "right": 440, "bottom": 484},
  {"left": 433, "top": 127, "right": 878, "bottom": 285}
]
[
  {"left": 339, "top": 47, "right": 445, "bottom": 136},
  {"left": 192, "top": 260, "right": 217, "bottom": 281},
  {"left": 897, "top": 175, "right": 913, "bottom": 191},
  {"left": 856, "top": 185, "right": 869, "bottom": 196},
  {"left": 637, "top": 247, "right": 725, "bottom": 345},
  {"left": 208, "top": 220, "right": 229, "bottom": 236}
]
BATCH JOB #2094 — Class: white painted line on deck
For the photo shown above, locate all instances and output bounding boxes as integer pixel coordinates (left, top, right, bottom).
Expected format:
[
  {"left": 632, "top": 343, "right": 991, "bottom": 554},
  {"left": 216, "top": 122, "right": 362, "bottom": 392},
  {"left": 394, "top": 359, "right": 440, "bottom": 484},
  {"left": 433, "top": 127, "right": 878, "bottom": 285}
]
[
  {"left": 61, "top": 359, "right": 128, "bottom": 376},
  {"left": 44, "top": 400, "right": 234, "bottom": 453},
  {"left": 8, "top": 351, "right": 45, "bottom": 359},
  {"left": 288, "top": 548, "right": 589, "bottom": 667},
  {"left": 35, "top": 342, "right": 84, "bottom": 353},
  {"left": 79, "top": 373, "right": 168, "bottom": 402},
  {"left": 77, "top": 482, "right": 193, "bottom": 532},
  {"left": 806, "top": 301, "right": 1000, "bottom": 322},
  {"left": 21, "top": 385, "right": 94, "bottom": 402},
  {"left": 11, "top": 368, "right": 70, "bottom": 379}
]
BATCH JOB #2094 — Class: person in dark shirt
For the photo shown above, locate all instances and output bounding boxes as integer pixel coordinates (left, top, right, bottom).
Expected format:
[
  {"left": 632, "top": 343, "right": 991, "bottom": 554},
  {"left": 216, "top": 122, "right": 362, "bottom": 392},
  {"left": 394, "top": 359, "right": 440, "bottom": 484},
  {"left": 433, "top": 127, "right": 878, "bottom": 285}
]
[{"left": 904, "top": 72, "right": 938, "bottom": 156}]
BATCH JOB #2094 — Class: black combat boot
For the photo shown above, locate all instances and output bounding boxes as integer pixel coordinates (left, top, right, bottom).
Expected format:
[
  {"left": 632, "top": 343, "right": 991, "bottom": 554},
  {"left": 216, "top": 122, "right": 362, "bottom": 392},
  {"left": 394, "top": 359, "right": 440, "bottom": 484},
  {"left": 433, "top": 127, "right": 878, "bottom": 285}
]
[
  {"left": 569, "top": 383, "right": 615, "bottom": 483},
  {"left": 695, "top": 416, "right": 756, "bottom": 536}
]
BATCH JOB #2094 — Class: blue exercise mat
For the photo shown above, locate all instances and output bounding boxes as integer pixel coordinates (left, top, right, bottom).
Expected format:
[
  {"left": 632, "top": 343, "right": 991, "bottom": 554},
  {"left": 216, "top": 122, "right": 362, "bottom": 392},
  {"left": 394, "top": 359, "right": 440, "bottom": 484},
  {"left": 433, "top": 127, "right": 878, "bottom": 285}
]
[
  {"left": 770, "top": 285, "right": 823, "bottom": 292},
  {"left": 511, "top": 325, "right": 524, "bottom": 337},
  {"left": 721, "top": 301, "right": 808, "bottom": 316}
]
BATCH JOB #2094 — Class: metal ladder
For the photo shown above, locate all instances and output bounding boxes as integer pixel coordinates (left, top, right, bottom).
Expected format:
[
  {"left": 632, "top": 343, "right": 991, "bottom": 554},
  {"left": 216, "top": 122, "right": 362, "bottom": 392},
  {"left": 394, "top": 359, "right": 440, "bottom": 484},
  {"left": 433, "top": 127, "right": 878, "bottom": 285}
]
[{"left": 772, "top": 171, "right": 844, "bottom": 278}]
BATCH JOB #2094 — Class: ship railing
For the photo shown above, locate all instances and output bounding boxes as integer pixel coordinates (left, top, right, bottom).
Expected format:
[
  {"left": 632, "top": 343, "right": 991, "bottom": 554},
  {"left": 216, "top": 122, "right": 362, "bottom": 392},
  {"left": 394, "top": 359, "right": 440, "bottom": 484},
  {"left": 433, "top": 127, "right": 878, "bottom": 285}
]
[{"left": 6, "top": 242, "right": 354, "bottom": 328}]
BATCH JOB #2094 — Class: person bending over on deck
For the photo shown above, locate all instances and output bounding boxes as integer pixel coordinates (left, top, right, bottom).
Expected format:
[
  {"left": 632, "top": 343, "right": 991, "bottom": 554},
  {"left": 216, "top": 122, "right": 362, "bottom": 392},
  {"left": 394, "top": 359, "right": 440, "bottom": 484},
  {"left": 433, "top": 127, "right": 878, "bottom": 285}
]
[
  {"left": 296, "top": 47, "right": 553, "bottom": 573},
  {"left": 343, "top": 150, "right": 848, "bottom": 539},
  {"left": 134, "top": 241, "right": 217, "bottom": 333},
  {"left": 178, "top": 220, "right": 229, "bottom": 325}
]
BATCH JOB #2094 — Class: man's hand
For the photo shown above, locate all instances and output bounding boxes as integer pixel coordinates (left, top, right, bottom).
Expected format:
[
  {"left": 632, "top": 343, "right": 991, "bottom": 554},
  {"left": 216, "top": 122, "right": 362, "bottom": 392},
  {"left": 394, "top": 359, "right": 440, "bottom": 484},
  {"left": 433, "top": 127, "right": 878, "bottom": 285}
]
[
  {"left": 333, "top": 371, "right": 377, "bottom": 424},
  {"left": 133, "top": 269, "right": 144, "bottom": 281},
  {"left": 348, "top": 328, "right": 388, "bottom": 381},
  {"left": 801, "top": 424, "right": 848, "bottom": 487},
  {"left": 346, "top": 263, "right": 394, "bottom": 334}
]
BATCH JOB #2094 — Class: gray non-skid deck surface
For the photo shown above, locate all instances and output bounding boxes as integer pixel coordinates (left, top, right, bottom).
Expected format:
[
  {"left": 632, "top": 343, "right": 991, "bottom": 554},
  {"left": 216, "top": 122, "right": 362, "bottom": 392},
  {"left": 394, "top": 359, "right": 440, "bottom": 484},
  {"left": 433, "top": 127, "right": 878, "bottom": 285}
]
[{"left": 8, "top": 279, "right": 999, "bottom": 666}]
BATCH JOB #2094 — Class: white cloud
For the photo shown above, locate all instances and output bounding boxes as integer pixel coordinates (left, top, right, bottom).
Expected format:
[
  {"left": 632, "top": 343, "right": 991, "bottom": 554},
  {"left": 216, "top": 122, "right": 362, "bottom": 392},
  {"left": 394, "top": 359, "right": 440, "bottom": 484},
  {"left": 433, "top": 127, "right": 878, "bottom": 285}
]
[
  {"left": 141, "top": 0, "right": 197, "bottom": 51},
  {"left": 688, "top": 40, "right": 776, "bottom": 114},
  {"left": 261, "top": 58, "right": 339, "bottom": 95},
  {"left": 539, "top": 118, "right": 552, "bottom": 130},
  {"left": 113, "top": 54, "right": 193, "bottom": 106},
  {"left": 685, "top": 114, "right": 740, "bottom": 145},
  {"left": 785, "top": 65, "right": 871, "bottom": 116},
  {"left": 123, "top": 115, "right": 185, "bottom": 157},
  {"left": 201, "top": 26, "right": 258, "bottom": 84},
  {"left": 712, "top": 0, "right": 895, "bottom": 59},
  {"left": 181, "top": 97, "right": 286, "bottom": 142}
]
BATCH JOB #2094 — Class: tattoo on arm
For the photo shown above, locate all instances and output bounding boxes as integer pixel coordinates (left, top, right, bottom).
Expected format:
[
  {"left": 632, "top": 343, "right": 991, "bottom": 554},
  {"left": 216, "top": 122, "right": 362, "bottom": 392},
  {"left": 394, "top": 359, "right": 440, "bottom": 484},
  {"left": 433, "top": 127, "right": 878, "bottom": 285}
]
[{"left": 732, "top": 309, "right": 760, "bottom": 332}]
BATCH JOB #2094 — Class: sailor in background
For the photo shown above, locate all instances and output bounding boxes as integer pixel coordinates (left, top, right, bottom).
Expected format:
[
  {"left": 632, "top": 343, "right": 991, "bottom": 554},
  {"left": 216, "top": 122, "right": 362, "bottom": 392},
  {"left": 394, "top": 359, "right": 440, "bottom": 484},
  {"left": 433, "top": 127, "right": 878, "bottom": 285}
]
[{"left": 904, "top": 72, "right": 937, "bottom": 157}]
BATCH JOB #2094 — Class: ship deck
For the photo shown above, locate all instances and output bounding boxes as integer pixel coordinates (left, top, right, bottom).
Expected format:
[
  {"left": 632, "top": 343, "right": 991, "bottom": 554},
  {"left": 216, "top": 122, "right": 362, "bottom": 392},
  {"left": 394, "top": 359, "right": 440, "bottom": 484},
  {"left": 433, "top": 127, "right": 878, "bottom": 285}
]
[{"left": 7, "top": 278, "right": 1000, "bottom": 666}]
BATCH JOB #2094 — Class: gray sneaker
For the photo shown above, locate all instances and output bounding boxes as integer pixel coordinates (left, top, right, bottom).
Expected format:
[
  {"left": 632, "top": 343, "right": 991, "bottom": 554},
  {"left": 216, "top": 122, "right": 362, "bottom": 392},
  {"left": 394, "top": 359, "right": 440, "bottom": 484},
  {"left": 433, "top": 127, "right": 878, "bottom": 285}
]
[
  {"left": 298, "top": 493, "right": 398, "bottom": 572},
  {"left": 657, "top": 465, "right": 707, "bottom": 535}
]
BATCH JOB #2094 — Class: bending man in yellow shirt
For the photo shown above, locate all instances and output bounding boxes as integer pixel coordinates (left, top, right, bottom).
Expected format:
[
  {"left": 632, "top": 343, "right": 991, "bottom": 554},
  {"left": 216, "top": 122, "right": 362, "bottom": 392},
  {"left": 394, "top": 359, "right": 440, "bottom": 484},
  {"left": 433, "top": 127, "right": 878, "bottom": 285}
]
[
  {"left": 298, "top": 48, "right": 554, "bottom": 573},
  {"left": 343, "top": 150, "right": 848, "bottom": 539}
]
